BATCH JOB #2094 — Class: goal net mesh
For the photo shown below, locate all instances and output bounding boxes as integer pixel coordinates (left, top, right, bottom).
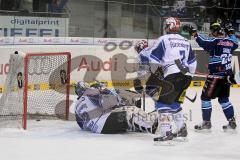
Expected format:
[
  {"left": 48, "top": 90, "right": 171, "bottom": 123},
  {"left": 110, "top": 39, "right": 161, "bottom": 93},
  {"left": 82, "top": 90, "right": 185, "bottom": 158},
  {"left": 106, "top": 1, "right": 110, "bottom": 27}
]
[{"left": 0, "top": 52, "right": 71, "bottom": 129}]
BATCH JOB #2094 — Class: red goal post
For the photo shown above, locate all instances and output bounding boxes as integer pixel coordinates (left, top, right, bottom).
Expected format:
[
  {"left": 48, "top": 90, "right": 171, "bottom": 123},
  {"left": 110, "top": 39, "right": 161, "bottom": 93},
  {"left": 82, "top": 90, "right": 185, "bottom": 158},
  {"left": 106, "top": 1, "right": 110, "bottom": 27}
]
[{"left": 23, "top": 52, "right": 71, "bottom": 129}]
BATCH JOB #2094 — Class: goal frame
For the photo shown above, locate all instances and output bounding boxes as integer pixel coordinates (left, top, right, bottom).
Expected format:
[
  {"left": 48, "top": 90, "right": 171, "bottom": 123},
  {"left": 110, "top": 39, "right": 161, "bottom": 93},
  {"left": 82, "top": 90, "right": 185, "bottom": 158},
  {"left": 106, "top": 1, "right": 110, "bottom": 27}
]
[{"left": 23, "top": 52, "right": 71, "bottom": 130}]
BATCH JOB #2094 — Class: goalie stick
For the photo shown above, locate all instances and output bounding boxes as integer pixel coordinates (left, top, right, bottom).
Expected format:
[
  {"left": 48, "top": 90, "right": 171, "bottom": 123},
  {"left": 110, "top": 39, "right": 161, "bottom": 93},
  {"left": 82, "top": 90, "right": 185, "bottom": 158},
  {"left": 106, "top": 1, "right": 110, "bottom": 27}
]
[{"left": 142, "top": 88, "right": 146, "bottom": 111}]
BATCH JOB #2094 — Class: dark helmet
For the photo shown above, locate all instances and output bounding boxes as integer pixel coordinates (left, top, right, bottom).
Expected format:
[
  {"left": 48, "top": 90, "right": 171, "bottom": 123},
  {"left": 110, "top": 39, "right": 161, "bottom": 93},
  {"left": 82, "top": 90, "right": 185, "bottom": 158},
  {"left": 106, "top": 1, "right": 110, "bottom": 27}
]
[{"left": 210, "top": 23, "right": 224, "bottom": 35}]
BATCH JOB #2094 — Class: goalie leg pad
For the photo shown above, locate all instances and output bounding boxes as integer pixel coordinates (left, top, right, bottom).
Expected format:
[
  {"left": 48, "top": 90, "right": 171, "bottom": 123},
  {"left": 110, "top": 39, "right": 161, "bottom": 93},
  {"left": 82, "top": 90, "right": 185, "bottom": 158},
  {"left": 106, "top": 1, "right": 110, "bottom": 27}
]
[{"left": 124, "top": 106, "right": 158, "bottom": 134}]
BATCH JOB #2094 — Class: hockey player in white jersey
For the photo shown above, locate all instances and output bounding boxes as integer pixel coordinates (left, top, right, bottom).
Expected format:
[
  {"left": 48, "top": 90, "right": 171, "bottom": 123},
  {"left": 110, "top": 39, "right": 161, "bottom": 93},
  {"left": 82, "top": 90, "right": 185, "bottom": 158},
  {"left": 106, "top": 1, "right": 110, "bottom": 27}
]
[
  {"left": 133, "top": 40, "right": 169, "bottom": 101},
  {"left": 74, "top": 81, "right": 158, "bottom": 134},
  {"left": 146, "top": 17, "right": 197, "bottom": 142}
]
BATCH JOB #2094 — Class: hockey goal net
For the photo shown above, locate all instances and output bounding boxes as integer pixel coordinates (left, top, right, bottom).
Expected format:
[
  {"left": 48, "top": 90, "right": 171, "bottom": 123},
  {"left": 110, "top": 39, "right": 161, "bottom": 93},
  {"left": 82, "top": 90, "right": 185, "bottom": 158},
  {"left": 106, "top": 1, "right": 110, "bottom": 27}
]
[{"left": 0, "top": 51, "right": 71, "bottom": 129}]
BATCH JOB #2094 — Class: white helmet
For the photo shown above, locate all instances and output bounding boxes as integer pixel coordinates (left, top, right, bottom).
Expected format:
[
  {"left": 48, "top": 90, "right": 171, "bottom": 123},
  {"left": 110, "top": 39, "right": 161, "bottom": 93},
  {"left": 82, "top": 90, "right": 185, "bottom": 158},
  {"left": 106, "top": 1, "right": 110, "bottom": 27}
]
[
  {"left": 165, "top": 17, "right": 181, "bottom": 33},
  {"left": 134, "top": 40, "right": 148, "bottom": 53}
]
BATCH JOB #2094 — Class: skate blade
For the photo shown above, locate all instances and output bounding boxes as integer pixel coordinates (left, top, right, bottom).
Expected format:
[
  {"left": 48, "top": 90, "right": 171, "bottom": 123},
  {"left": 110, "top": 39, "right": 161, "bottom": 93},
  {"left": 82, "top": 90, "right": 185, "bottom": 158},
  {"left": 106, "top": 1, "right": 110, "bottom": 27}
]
[
  {"left": 223, "top": 128, "right": 238, "bottom": 134},
  {"left": 194, "top": 129, "right": 212, "bottom": 133},
  {"left": 173, "top": 137, "right": 188, "bottom": 142},
  {"left": 154, "top": 140, "right": 175, "bottom": 146}
]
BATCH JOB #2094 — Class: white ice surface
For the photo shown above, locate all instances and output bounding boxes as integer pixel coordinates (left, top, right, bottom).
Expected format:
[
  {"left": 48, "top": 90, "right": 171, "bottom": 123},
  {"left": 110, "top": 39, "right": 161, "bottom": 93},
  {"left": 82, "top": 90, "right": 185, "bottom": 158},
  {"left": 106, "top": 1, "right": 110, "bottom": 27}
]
[{"left": 0, "top": 88, "right": 240, "bottom": 160}]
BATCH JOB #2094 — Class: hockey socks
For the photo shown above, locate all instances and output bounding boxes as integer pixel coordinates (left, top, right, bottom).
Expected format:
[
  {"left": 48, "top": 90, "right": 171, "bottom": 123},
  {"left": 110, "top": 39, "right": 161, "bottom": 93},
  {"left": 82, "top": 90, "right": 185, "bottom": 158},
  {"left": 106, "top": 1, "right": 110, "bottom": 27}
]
[
  {"left": 173, "top": 110, "right": 185, "bottom": 132},
  {"left": 219, "top": 101, "right": 234, "bottom": 120},
  {"left": 194, "top": 100, "right": 212, "bottom": 131},
  {"left": 154, "top": 112, "right": 173, "bottom": 142},
  {"left": 201, "top": 100, "right": 212, "bottom": 121},
  {"left": 219, "top": 98, "right": 237, "bottom": 130}
]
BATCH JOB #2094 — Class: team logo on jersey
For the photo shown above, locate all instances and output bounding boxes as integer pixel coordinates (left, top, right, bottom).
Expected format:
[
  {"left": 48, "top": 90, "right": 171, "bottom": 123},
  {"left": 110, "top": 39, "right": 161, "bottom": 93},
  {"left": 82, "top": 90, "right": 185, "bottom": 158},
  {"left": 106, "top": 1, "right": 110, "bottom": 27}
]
[{"left": 217, "top": 40, "right": 233, "bottom": 47}]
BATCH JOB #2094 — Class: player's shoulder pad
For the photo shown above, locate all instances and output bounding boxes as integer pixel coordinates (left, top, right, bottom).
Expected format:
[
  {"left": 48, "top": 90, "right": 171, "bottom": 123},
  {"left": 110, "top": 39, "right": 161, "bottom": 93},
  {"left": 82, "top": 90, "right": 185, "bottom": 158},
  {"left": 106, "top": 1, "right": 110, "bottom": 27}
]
[
  {"left": 176, "top": 33, "right": 188, "bottom": 41},
  {"left": 152, "top": 36, "right": 164, "bottom": 49},
  {"left": 198, "top": 34, "right": 218, "bottom": 41}
]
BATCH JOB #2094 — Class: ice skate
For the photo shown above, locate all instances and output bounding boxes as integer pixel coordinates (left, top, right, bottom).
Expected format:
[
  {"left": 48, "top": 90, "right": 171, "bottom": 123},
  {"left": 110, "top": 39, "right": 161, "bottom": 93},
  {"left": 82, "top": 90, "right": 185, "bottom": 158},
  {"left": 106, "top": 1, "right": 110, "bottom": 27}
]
[
  {"left": 173, "top": 123, "right": 188, "bottom": 142},
  {"left": 194, "top": 121, "right": 212, "bottom": 132},
  {"left": 223, "top": 117, "right": 237, "bottom": 133},
  {"left": 153, "top": 131, "right": 174, "bottom": 146}
]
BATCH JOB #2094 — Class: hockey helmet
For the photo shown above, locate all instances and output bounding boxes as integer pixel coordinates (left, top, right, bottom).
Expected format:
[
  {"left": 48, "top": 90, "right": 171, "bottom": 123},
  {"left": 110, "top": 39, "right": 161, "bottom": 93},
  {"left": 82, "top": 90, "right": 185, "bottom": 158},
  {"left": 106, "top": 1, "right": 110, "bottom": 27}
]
[
  {"left": 134, "top": 40, "right": 148, "bottom": 53},
  {"left": 75, "top": 81, "right": 90, "bottom": 97},
  {"left": 90, "top": 81, "right": 107, "bottom": 90},
  {"left": 210, "top": 22, "right": 224, "bottom": 36},
  {"left": 165, "top": 17, "right": 181, "bottom": 33}
]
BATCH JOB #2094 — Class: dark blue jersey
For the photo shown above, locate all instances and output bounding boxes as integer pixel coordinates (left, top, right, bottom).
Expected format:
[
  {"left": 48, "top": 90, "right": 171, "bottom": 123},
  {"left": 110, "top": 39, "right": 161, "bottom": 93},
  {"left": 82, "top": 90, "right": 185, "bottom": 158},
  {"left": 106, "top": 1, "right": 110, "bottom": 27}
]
[{"left": 196, "top": 35, "right": 238, "bottom": 76}]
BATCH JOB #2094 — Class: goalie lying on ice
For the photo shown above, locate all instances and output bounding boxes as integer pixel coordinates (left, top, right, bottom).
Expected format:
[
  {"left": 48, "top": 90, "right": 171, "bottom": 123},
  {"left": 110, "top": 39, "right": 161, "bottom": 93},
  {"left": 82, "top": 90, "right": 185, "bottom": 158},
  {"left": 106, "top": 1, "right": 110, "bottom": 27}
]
[{"left": 74, "top": 81, "right": 158, "bottom": 134}]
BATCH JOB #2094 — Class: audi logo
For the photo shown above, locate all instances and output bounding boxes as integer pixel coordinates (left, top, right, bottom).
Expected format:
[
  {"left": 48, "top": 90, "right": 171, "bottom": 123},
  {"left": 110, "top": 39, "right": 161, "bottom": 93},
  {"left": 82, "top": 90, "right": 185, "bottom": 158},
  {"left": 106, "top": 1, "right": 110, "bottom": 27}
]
[
  {"left": 28, "top": 57, "right": 53, "bottom": 75},
  {"left": 104, "top": 40, "right": 133, "bottom": 52}
]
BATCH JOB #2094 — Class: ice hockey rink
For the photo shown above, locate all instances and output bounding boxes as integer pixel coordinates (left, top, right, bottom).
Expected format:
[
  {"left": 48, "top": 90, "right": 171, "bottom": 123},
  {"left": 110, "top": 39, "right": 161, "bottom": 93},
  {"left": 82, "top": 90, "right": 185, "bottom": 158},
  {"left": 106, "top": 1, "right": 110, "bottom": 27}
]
[{"left": 0, "top": 87, "right": 239, "bottom": 160}]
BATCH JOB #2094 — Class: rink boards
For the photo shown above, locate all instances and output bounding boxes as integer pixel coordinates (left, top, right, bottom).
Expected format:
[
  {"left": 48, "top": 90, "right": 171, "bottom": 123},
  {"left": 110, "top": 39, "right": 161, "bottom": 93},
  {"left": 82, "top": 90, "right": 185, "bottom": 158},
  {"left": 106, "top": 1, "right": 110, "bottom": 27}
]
[{"left": 0, "top": 39, "right": 239, "bottom": 90}]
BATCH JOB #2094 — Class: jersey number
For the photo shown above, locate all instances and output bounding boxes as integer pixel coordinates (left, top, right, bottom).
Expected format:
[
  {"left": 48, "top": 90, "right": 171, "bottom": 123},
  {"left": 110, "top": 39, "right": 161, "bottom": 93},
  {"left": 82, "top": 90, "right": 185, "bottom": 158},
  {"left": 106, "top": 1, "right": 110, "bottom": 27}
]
[
  {"left": 221, "top": 54, "right": 232, "bottom": 70},
  {"left": 179, "top": 50, "right": 186, "bottom": 61}
]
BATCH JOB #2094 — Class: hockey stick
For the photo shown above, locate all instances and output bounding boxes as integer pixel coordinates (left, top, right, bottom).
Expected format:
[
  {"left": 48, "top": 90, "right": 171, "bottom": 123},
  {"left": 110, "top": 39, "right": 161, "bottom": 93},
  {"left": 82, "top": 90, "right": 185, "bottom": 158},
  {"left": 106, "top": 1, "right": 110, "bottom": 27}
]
[
  {"left": 175, "top": 58, "right": 240, "bottom": 83},
  {"left": 235, "top": 71, "right": 240, "bottom": 84},
  {"left": 185, "top": 92, "right": 197, "bottom": 103},
  {"left": 189, "top": 72, "right": 240, "bottom": 85},
  {"left": 142, "top": 88, "right": 146, "bottom": 111}
]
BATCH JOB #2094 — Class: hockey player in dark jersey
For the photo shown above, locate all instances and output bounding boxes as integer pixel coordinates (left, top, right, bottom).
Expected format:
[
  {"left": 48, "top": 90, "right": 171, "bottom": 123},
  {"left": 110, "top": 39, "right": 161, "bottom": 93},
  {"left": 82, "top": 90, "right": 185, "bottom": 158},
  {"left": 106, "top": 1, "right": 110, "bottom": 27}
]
[
  {"left": 74, "top": 81, "right": 158, "bottom": 134},
  {"left": 188, "top": 22, "right": 238, "bottom": 131}
]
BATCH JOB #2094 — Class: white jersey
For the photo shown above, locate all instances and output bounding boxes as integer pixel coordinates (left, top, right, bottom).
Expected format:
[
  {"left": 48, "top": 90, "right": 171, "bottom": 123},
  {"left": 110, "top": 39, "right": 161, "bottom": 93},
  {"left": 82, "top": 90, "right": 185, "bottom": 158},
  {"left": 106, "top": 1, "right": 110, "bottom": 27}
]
[
  {"left": 75, "top": 88, "right": 120, "bottom": 133},
  {"left": 75, "top": 87, "right": 158, "bottom": 134},
  {"left": 148, "top": 34, "right": 197, "bottom": 77},
  {"left": 137, "top": 47, "right": 152, "bottom": 79}
]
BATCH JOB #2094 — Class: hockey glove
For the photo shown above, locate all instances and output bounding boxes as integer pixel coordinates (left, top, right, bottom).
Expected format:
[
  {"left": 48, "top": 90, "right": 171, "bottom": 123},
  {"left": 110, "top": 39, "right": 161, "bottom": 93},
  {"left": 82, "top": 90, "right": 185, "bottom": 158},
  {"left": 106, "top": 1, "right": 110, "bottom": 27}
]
[
  {"left": 226, "top": 74, "right": 237, "bottom": 85},
  {"left": 224, "top": 22, "right": 235, "bottom": 36},
  {"left": 133, "top": 78, "right": 143, "bottom": 93},
  {"left": 182, "top": 24, "right": 197, "bottom": 37},
  {"left": 135, "top": 97, "right": 142, "bottom": 108}
]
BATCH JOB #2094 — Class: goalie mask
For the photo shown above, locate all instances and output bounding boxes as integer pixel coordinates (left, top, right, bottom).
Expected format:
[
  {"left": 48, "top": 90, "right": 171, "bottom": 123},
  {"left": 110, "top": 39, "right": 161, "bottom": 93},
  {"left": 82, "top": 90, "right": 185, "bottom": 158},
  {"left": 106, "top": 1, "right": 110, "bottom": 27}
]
[
  {"left": 165, "top": 17, "right": 181, "bottom": 33},
  {"left": 75, "top": 81, "right": 90, "bottom": 98},
  {"left": 134, "top": 40, "right": 148, "bottom": 53}
]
